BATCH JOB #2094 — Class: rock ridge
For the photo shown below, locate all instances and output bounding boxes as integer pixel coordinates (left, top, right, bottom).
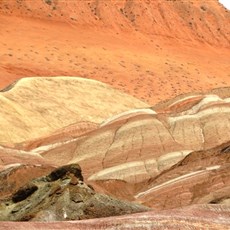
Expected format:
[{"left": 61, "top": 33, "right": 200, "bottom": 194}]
[{"left": 0, "top": 164, "right": 150, "bottom": 221}]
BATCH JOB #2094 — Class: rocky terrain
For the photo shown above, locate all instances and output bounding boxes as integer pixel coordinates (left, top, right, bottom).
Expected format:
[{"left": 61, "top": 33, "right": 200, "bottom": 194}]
[
  {"left": 0, "top": 81, "right": 229, "bottom": 228},
  {"left": 0, "top": 164, "right": 149, "bottom": 221},
  {"left": 1, "top": 204, "right": 230, "bottom": 229},
  {"left": 0, "top": 0, "right": 230, "bottom": 229},
  {"left": 8, "top": 86, "right": 230, "bottom": 207}
]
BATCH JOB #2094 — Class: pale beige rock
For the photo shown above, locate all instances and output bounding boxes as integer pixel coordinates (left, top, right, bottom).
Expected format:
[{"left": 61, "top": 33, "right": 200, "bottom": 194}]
[
  {"left": 65, "top": 93, "right": 230, "bottom": 183},
  {"left": 0, "top": 77, "right": 147, "bottom": 144}
]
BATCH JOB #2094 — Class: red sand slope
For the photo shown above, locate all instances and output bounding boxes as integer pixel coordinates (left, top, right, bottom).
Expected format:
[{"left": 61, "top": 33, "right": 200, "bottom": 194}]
[{"left": 0, "top": 0, "right": 229, "bottom": 104}]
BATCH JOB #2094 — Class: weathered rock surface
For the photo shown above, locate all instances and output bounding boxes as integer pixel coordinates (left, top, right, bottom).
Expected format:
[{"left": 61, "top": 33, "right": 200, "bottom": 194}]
[
  {"left": 0, "top": 164, "right": 54, "bottom": 199},
  {"left": 0, "top": 89, "right": 229, "bottom": 228},
  {"left": 0, "top": 0, "right": 229, "bottom": 228},
  {"left": 0, "top": 164, "right": 150, "bottom": 221},
  {"left": 136, "top": 141, "right": 230, "bottom": 209},
  {"left": 17, "top": 121, "right": 99, "bottom": 152},
  {"left": 0, "top": 77, "right": 147, "bottom": 144},
  {"left": 34, "top": 90, "right": 230, "bottom": 181},
  {"left": 4, "top": 89, "right": 229, "bottom": 211}
]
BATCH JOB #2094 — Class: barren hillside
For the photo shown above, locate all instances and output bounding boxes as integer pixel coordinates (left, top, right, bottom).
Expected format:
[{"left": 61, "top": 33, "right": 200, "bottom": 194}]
[
  {"left": 0, "top": 88, "right": 229, "bottom": 228},
  {"left": 0, "top": 0, "right": 229, "bottom": 104},
  {"left": 0, "top": 1, "right": 230, "bottom": 229}
]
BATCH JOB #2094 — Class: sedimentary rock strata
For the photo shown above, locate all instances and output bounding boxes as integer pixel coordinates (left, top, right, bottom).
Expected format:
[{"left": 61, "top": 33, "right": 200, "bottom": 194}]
[
  {"left": 4, "top": 89, "right": 228, "bottom": 211},
  {"left": 34, "top": 91, "right": 230, "bottom": 182},
  {"left": 0, "top": 86, "right": 229, "bottom": 228},
  {"left": 0, "top": 0, "right": 229, "bottom": 228},
  {"left": 135, "top": 141, "right": 230, "bottom": 209}
]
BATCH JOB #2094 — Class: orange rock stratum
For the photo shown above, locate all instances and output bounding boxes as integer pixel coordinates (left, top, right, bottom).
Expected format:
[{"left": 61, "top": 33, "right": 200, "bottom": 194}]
[{"left": 0, "top": 0, "right": 230, "bottom": 104}]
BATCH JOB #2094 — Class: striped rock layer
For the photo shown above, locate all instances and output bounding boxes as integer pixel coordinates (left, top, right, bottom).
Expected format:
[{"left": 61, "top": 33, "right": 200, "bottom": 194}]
[{"left": 1, "top": 88, "right": 229, "bottom": 211}]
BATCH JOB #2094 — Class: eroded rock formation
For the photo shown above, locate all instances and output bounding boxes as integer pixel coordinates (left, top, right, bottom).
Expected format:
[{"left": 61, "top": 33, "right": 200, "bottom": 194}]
[
  {"left": 0, "top": 164, "right": 149, "bottom": 221},
  {"left": 1, "top": 88, "right": 229, "bottom": 211},
  {"left": 0, "top": 85, "right": 229, "bottom": 228},
  {"left": 135, "top": 141, "right": 230, "bottom": 209},
  {"left": 0, "top": 0, "right": 229, "bottom": 228},
  {"left": 31, "top": 90, "right": 230, "bottom": 184}
]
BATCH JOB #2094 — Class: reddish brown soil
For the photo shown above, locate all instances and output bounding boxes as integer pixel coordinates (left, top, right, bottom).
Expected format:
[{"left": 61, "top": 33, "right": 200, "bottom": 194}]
[{"left": 0, "top": 0, "right": 230, "bottom": 104}]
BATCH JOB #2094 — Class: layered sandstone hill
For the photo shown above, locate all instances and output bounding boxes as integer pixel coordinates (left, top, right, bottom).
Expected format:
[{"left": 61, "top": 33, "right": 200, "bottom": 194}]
[
  {"left": 0, "top": 0, "right": 229, "bottom": 228},
  {"left": 0, "top": 87, "right": 229, "bottom": 211},
  {"left": 0, "top": 77, "right": 147, "bottom": 144},
  {"left": 0, "top": 86, "right": 229, "bottom": 228},
  {"left": 0, "top": 0, "right": 229, "bottom": 104},
  {"left": 136, "top": 141, "right": 230, "bottom": 209},
  {"left": 32, "top": 89, "right": 230, "bottom": 210}
]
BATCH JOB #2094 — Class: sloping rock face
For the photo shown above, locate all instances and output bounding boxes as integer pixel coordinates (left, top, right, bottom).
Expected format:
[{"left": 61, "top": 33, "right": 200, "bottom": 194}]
[
  {"left": 9, "top": 89, "right": 229, "bottom": 210},
  {"left": 0, "top": 164, "right": 150, "bottom": 221},
  {"left": 17, "top": 121, "right": 99, "bottom": 152},
  {"left": 152, "top": 86, "right": 230, "bottom": 113},
  {"left": 0, "top": 89, "right": 229, "bottom": 227},
  {"left": 1, "top": 205, "right": 230, "bottom": 229},
  {"left": 35, "top": 90, "right": 230, "bottom": 176},
  {"left": 0, "top": 77, "right": 147, "bottom": 144},
  {"left": 135, "top": 141, "right": 230, "bottom": 209},
  {"left": 0, "top": 164, "right": 54, "bottom": 200}
]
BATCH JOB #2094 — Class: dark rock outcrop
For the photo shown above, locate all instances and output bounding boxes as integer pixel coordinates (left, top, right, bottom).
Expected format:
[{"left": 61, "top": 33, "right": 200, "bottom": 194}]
[{"left": 0, "top": 164, "right": 150, "bottom": 221}]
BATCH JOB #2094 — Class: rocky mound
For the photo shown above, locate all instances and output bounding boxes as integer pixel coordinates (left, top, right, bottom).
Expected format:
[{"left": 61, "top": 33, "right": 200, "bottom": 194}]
[
  {"left": 32, "top": 89, "right": 230, "bottom": 178},
  {"left": 0, "top": 163, "right": 54, "bottom": 199},
  {"left": 0, "top": 77, "right": 147, "bottom": 144},
  {"left": 0, "top": 164, "right": 150, "bottom": 221},
  {"left": 0, "top": 1, "right": 229, "bottom": 228}
]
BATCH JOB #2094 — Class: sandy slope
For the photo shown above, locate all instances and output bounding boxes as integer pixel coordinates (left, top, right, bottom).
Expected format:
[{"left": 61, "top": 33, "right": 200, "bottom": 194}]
[{"left": 0, "top": 0, "right": 229, "bottom": 104}]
